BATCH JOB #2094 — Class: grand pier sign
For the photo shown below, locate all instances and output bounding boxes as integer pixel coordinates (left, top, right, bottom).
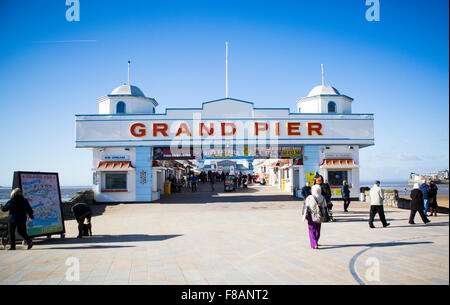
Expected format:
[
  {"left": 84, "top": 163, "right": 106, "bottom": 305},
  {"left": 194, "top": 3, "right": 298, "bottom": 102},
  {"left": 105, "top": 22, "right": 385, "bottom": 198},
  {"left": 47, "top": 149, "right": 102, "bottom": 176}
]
[{"left": 76, "top": 98, "right": 374, "bottom": 148}]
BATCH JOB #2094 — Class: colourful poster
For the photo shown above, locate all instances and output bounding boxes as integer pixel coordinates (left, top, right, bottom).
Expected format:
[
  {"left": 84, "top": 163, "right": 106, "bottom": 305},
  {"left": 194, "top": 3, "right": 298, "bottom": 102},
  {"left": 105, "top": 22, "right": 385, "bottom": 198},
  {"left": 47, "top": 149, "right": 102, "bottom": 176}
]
[
  {"left": 306, "top": 172, "right": 315, "bottom": 186},
  {"left": 17, "top": 172, "right": 65, "bottom": 236}
]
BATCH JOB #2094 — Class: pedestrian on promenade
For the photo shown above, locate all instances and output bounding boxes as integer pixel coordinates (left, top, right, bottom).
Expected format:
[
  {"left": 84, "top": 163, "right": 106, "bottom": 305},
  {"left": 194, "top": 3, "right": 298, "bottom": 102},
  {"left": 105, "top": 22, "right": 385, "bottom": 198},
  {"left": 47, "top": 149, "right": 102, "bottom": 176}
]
[
  {"left": 409, "top": 183, "right": 430, "bottom": 225},
  {"left": 72, "top": 202, "right": 92, "bottom": 238},
  {"left": 313, "top": 172, "right": 324, "bottom": 185},
  {"left": 301, "top": 181, "right": 312, "bottom": 199},
  {"left": 428, "top": 181, "right": 438, "bottom": 217},
  {"left": 420, "top": 180, "right": 430, "bottom": 216},
  {"left": 210, "top": 172, "right": 216, "bottom": 191},
  {"left": 322, "top": 180, "right": 332, "bottom": 204},
  {"left": 342, "top": 180, "right": 351, "bottom": 212},
  {"left": 323, "top": 179, "right": 334, "bottom": 222},
  {"left": 301, "top": 184, "right": 327, "bottom": 249},
  {"left": 191, "top": 174, "right": 198, "bottom": 192},
  {"left": 368, "top": 181, "right": 390, "bottom": 228},
  {"left": 0, "top": 188, "right": 34, "bottom": 250}
]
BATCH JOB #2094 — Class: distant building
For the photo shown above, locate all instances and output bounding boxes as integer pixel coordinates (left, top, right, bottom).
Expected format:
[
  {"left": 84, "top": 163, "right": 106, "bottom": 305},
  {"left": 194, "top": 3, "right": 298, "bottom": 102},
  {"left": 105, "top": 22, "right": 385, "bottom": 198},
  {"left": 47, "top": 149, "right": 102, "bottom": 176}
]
[{"left": 409, "top": 169, "right": 449, "bottom": 184}]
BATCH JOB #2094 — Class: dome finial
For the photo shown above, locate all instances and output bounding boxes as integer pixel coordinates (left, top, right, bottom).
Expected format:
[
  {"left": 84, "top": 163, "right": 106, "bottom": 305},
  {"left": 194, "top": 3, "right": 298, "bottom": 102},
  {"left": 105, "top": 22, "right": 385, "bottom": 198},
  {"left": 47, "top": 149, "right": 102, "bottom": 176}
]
[{"left": 127, "top": 60, "right": 131, "bottom": 85}]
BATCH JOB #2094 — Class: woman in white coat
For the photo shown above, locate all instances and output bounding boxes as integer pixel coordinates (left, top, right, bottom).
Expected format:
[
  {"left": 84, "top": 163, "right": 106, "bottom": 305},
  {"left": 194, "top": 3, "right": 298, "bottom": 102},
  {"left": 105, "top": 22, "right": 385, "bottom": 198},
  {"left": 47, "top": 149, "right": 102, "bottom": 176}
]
[{"left": 302, "top": 184, "right": 327, "bottom": 249}]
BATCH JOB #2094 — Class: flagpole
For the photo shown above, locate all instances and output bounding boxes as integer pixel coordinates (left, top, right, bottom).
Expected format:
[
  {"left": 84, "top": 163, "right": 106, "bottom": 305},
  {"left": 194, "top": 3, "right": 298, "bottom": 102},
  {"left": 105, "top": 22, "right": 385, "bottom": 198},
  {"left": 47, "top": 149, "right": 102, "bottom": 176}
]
[
  {"left": 128, "top": 60, "right": 131, "bottom": 85},
  {"left": 321, "top": 64, "right": 324, "bottom": 85},
  {"left": 226, "top": 42, "right": 229, "bottom": 98}
]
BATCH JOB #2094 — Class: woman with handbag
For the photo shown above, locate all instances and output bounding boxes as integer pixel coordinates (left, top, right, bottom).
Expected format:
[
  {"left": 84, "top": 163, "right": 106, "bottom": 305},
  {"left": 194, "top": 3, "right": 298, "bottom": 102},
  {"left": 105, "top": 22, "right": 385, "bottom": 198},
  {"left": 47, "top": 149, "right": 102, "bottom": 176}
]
[{"left": 302, "top": 184, "right": 327, "bottom": 249}]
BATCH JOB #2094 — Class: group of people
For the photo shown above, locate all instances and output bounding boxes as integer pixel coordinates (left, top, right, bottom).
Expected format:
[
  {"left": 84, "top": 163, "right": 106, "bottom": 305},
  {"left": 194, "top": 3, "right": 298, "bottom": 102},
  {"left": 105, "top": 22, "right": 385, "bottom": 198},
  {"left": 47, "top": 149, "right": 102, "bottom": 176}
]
[
  {"left": 301, "top": 174, "right": 440, "bottom": 249},
  {"left": 188, "top": 171, "right": 254, "bottom": 192},
  {"left": 300, "top": 175, "right": 335, "bottom": 223},
  {"left": 1, "top": 188, "right": 93, "bottom": 250},
  {"left": 409, "top": 180, "right": 439, "bottom": 224}
]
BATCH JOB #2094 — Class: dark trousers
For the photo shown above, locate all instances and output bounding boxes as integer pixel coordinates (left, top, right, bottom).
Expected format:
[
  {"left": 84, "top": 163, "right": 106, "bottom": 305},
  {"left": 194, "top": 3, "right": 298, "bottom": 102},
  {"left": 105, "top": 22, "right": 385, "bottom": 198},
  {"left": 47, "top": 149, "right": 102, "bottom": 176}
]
[
  {"left": 191, "top": 182, "right": 197, "bottom": 192},
  {"left": 409, "top": 209, "right": 429, "bottom": 224},
  {"left": 343, "top": 196, "right": 351, "bottom": 211},
  {"left": 8, "top": 220, "right": 31, "bottom": 248},
  {"left": 369, "top": 205, "right": 388, "bottom": 226},
  {"left": 76, "top": 212, "right": 92, "bottom": 237}
]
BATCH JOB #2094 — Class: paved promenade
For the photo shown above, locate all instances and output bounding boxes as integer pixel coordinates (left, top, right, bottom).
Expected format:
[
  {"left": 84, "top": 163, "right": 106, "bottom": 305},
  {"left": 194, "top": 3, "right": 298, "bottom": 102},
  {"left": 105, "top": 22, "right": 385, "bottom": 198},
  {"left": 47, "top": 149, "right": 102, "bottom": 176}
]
[{"left": 0, "top": 184, "right": 448, "bottom": 285}]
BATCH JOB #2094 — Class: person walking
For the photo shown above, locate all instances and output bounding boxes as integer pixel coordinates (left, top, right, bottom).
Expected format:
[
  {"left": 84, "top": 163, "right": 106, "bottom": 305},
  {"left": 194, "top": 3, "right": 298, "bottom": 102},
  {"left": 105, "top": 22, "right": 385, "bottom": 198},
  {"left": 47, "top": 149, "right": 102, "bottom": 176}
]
[
  {"left": 420, "top": 180, "right": 430, "bottom": 216},
  {"left": 71, "top": 202, "right": 93, "bottom": 238},
  {"left": 428, "top": 181, "right": 438, "bottom": 216},
  {"left": 301, "top": 184, "right": 327, "bottom": 249},
  {"left": 323, "top": 180, "right": 334, "bottom": 222},
  {"left": 210, "top": 172, "right": 216, "bottom": 191},
  {"left": 322, "top": 180, "right": 332, "bottom": 204},
  {"left": 0, "top": 188, "right": 34, "bottom": 250},
  {"left": 301, "top": 182, "right": 312, "bottom": 199},
  {"left": 368, "top": 181, "right": 390, "bottom": 228},
  {"left": 409, "top": 183, "right": 431, "bottom": 225},
  {"left": 341, "top": 180, "right": 351, "bottom": 212},
  {"left": 191, "top": 174, "right": 198, "bottom": 192}
]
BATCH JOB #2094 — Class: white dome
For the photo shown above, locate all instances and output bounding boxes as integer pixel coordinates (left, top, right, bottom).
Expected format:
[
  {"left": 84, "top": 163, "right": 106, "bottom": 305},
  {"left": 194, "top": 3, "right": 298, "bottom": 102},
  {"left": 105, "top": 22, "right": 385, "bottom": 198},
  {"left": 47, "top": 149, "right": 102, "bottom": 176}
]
[
  {"left": 110, "top": 84, "right": 146, "bottom": 97},
  {"left": 307, "top": 84, "right": 340, "bottom": 97}
]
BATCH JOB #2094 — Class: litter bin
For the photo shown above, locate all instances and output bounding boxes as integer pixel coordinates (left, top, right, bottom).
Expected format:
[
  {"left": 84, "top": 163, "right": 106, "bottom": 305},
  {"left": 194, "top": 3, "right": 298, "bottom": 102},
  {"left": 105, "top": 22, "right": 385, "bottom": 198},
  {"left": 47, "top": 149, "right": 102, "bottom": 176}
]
[
  {"left": 359, "top": 193, "right": 365, "bottom": 202},
  {"left": 164, "top": 182, "right": 171, "bottom": 195}
]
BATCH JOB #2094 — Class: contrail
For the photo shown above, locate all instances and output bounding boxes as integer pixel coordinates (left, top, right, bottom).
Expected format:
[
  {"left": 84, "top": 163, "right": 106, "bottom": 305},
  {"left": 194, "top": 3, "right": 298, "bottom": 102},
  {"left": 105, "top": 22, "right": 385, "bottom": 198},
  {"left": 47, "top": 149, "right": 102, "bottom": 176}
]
[{"left": 35, "top": 40, "right": 97, "bottom": 43}]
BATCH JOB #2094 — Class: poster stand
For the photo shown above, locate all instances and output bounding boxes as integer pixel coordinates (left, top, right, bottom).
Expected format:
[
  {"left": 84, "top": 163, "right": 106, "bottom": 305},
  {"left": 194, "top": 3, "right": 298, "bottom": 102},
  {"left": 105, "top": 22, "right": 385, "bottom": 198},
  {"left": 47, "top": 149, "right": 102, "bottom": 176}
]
[{"left": 12, "top": 171, "right": 66, "bottom": 239}]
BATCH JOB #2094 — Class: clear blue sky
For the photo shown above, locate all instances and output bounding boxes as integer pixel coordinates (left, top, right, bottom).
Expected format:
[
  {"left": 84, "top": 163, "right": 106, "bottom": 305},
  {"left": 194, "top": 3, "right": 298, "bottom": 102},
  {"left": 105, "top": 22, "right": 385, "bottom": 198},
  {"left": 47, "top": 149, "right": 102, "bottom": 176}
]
[{"left": 0, "top": 0, "right": 448, "bottom": 186}]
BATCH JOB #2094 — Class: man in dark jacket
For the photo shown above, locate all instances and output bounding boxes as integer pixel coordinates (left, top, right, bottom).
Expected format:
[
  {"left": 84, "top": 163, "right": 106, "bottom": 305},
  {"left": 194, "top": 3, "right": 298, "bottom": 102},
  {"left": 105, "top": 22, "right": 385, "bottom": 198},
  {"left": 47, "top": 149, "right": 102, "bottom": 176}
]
[
  {"left": 410, "top": 184, "right": 430, "bottom": 224},
  {"left": 322, "top": 180, "right": 332, "bottom": 204},
  {"left": 0, "top": 188, "right": 34, "bottom": 250},
  {"left": 428, "top": 181, "right": 439, "bottom": 216},
  {"left": 419, "top": 181, "right": 430, "bottom": 215},
  {"left": 341, "top": 180, "right": 351, "bottom": 212},
  {"left": 71, "top": 202, "right": 92, "bottom": 238},
  {"left": 301, "top": 182, "right": 312, "bottom": 199}
]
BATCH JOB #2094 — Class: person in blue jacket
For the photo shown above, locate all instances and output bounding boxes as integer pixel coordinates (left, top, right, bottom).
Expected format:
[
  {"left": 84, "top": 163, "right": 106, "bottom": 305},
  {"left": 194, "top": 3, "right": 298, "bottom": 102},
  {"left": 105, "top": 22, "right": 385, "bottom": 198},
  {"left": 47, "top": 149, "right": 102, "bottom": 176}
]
[
  {"left": 341, "top": 180, "right": 351, "bottom": 212},
  {"left": 419, "top": 180, "right": 430, "bottom": 215},
  {"left": 0, "top": 188, "right": 33, "bottom": 250},
  {"left": 301, "top": 182, "right": 312, "bottom": 199}
]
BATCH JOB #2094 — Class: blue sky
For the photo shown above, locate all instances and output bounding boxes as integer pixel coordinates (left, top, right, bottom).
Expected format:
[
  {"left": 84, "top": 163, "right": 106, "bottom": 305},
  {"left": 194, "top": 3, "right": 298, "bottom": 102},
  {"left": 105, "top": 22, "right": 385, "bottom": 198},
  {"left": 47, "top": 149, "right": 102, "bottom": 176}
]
[{"left": 0, "top": 0, "right": 448, "bottom": 186}]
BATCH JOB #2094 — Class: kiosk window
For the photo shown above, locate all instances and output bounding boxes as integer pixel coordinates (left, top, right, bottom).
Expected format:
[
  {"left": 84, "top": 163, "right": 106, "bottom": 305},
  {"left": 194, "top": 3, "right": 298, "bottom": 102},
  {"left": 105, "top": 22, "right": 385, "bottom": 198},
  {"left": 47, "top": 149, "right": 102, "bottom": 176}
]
[
  {"left": 105, "top": 172, "right": 127, "bottom": 190},
  {"left": 328, "top": 170, "right": 348, "bottom": 186}
]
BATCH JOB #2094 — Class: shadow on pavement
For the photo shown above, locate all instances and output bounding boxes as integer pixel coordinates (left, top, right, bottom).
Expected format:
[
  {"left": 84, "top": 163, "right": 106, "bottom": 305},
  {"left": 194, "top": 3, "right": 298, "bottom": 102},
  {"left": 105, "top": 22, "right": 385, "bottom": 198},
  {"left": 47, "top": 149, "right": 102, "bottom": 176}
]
[
  {"left": 159, "top": 194, "right": 298, "bottom": 204},
  {"left": 37, "top": 245, "right": 136, "bottom": 250},
  {"left": 320, "top": 241, "right": 433, "bottom": 250},
  {"left": 157, "top": 184, "right": 295, "bottom": 204},
  {"left": 34, "top": 234, "right": 183, "bottom": 245},
  {"left": 390, "top": 221, "right": 449, "bottom": 228}
]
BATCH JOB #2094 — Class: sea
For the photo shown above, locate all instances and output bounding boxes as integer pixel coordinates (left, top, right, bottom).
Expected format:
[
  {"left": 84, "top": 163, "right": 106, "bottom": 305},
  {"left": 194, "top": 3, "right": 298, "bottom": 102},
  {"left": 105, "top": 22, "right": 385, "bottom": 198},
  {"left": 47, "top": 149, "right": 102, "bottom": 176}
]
[
  {"left": 0, "top": 182, "right": 448, "bottom": 204},
  {"left": 0, "top": 186, "right": 90, "bottom": 204},
  {"left": 360, "top": 181, "right": 449, "bottom": 195}
]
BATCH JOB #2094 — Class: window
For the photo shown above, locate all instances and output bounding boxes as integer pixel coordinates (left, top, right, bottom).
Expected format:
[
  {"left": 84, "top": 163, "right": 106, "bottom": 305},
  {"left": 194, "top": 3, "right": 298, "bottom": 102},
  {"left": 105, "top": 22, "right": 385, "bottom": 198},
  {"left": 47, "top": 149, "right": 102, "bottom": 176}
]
[
  {"left": 104, "top": 172, "right": 127, "bottom": 190},
  {"left": 327, "top": 170, "right": 348, "bottom": 186},
  {"left": 116, "top": 101, "right": 126, "bottom": 113},
  {"left": 328, "top": 101, "right": 336, "bottom": 113}
]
